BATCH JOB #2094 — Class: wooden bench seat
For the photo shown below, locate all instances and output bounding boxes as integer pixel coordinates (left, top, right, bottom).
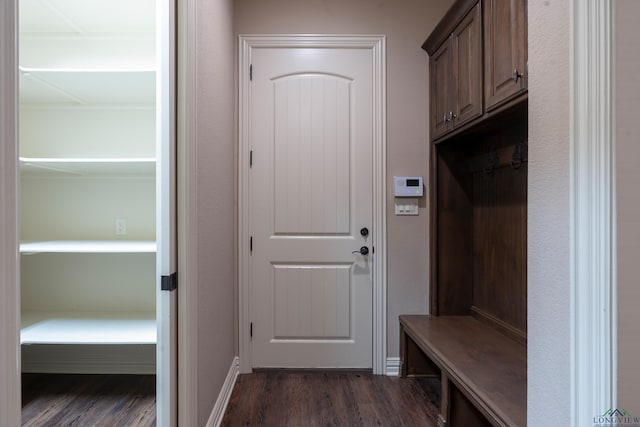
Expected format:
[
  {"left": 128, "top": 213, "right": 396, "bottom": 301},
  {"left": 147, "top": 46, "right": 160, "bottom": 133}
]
[{"left": 399, "top": 315, "right": 526, "bottom": 427}]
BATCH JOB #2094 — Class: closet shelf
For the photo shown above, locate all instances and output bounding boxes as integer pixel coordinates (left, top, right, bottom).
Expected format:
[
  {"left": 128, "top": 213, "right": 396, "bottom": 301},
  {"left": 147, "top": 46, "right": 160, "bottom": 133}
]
[
  {"left": 20, "top": 157, "right": 156, "bottom": 178},
  {"left": 20, "top": 311, "right": 156, "bottom": 345},
  {"left": 20, "top": 240, "right": 157, "bottom": 254},
  {"left": 19, "top": 68, "right": 155, "bottom": 106}
]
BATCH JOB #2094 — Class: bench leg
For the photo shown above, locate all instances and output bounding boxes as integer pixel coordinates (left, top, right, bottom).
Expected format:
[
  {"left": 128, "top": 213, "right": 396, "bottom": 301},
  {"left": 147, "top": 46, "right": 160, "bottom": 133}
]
[
  {"left": 438, "top": 372, "right": 449, "bottom": 427},
  {"left": 400, "top": 326, "right": 440, "bottom": 378}
]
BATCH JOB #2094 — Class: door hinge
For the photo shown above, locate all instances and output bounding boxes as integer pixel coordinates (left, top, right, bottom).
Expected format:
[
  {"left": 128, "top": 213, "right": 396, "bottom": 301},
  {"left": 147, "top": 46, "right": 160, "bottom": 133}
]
[
  {"left": 161, "top": 272, "right": 178, "bottom": 291},
  {"left": 249, "top": 64, "right": 253, "bottom": 81},
  {"left": 250, "top": 150, "right": 253, "bottom": 167},
  {"left": 250, "top": 322, "right": 253, "bottom": 339},
  {"left": 250, "top": 236, "right": 253, "bottom": 253}
]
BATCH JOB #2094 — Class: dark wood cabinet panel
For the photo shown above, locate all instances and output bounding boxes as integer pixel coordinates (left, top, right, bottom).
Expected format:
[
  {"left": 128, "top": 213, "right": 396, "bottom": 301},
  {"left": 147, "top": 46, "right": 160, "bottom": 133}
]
[
  {"left": 452, "top": 3, "right": 483, "bottom": 128},
  {"left": 429, "top": 3, "right": 482, "bottom": 140},
  {"left": 432, "top": 121, "right": 528, "bottom": 339},
  {"left": 430, "top": 39, "right": 453, "bottom": 140},
  {"left": 470, "top": 124, "right": 528, "bottom": 342},
  {"left": 435, "top": 146, "right": 473, "bottom": 316},
  {"left": 484, "top": 0, "right": 527, "bottom": 110}
]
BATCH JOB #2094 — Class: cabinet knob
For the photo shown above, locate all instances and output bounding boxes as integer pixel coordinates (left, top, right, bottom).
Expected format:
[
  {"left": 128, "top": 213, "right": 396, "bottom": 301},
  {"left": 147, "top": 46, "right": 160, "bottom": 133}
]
[
  {"left": 513, "top": 68, "right": 524, "bottom": 82},
  {"left": 449, "top": 111, "right": 457, "bottom": 121},
  {"left": 444, "top": 114, "right": 450, "bottom": 123}
]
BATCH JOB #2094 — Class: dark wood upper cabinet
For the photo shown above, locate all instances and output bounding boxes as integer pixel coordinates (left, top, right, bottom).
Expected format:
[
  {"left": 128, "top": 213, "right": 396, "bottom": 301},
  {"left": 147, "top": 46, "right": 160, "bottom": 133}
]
[
  {"left": 484, "top": 0, "right": 528, "bottom": 110},
  {"left": 424, "top": 0, "right": 527, "bottom": 142},
  {"left": 430, "top": 38, "right": 453, "bottom": 139},
  {"left": 452, "top": 4, "right": 483, "bottom": 127},
  {"left": 428, "top": 3, "right": 482, "bottom": 140}
]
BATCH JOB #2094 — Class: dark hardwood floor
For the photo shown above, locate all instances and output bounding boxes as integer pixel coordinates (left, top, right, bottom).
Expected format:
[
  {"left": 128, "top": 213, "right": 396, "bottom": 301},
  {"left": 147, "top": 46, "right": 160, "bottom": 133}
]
[
  {"left": 221, "top": 371, "right": 440, "bottom": 426},
  {"left": 21, "top": 374, "right": 156, "bottom": 427},
  {"left": 21, "top": 371, "right": 439, "bottom": 426}
]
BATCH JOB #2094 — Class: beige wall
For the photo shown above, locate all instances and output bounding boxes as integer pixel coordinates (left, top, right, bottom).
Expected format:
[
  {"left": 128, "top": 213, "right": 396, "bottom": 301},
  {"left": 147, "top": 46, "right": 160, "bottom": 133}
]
[
  {"left": 234, "top": 0, "right": 453, "bottom": 359},
  {"left": 527, "top": 0, "right": 572, "bottom": 423},
  {"left": 616, "top": 0, "right": 640, "bottom": 412},
  {"left": 195, "top": 0, "right": 236, "bottom": 424}
]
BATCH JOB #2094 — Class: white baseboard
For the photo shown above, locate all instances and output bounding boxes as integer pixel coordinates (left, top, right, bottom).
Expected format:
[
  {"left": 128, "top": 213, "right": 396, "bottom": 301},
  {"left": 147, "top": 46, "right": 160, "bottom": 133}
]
[
  {"left": 207, "top": 356, "right": 240, "bottom": 427},
  {"left": 386, "top": 356, "right": 400, "bottom": 376},
  {"left": 21, "top": 344, "right": 156, "bottom": 374}
]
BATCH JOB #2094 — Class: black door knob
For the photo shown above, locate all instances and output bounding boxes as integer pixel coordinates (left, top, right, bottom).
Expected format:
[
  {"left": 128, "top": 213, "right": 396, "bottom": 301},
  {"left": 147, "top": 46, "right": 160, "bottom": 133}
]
[
  {"left": 352, "top": 246, "right": 369, "bottom": 256},
  {"left": 360, "top": 227, "right": 369, "bottom": 237}
]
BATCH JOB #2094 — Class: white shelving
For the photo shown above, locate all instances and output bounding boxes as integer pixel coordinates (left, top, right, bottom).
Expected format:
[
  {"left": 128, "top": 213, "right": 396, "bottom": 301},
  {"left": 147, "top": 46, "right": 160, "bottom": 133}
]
[
  {"left": 21, "top": 311, "right": 156, "bottom": 345},
  {"left": 19, "top": 68, "right": 155, "bottom": 106},
  {"left": 19, "top": 0, "right": 158, "bottom": 372},
  {"left": 20, "top": 157, "right": 156, "bottom": 178},
  {"left": 20, "top": 240, "right": 156, "bottom": 254}
]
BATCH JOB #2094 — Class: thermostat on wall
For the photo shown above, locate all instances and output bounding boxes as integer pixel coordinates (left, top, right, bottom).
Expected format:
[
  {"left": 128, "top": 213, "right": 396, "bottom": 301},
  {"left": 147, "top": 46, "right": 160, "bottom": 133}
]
[{"left": 394, "top": 176, "right": 423, "bottom": 197}]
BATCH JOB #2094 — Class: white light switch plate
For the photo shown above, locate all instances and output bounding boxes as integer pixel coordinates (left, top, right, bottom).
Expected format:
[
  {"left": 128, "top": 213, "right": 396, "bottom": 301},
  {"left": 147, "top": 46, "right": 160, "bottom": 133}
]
[{"left": 394, "top": 198, "right": 419, "bottom": 215}]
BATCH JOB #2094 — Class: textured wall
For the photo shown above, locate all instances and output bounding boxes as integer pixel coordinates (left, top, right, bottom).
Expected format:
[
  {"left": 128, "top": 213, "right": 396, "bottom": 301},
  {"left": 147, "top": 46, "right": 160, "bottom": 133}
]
[
  {"left": 527, "top": 0, "right": 572, "bottom": 424},
  {"left": 195, "top": 0, "right": 237, "bottom": 424},
  {"left": 234, "top": 0, "right": 453, "bottom": 359},
  {"left": 616, "top": 0, "right": 640, "bottom": 412}
]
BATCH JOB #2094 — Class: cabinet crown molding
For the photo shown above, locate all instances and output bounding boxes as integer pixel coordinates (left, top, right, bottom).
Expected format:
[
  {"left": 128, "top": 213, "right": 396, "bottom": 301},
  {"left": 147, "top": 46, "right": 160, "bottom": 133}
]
[{"left": 423, "top": 0, "right": 479, "bottom": 54}]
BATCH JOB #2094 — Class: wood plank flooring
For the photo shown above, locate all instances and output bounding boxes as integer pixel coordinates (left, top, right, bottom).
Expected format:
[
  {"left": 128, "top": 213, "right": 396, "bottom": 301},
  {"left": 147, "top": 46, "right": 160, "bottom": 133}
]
[
  {"left": 21, "top": 374, "right": 156, "bottom": 427},
  {"left": 221, "top": 371, "right": 440, "bottom": 426}
]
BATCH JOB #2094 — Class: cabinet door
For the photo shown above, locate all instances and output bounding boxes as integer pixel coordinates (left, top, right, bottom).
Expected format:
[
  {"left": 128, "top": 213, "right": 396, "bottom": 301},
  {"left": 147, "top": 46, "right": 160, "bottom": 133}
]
[
  {"left": 430, "top": 37, "right": 453, "bottom": 140},
  {"left": 484, "top": 0, "right": 527, "bottom": 110},
  {"left": 452, "top": 3, "right": 483, "bottom": 128}
]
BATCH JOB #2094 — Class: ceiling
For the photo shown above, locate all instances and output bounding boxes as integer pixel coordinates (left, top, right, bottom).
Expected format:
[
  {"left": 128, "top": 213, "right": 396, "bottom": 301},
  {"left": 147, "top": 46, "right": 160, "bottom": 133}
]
[{"left": 19, "top": 0, "right": 156, "bottom": 107}]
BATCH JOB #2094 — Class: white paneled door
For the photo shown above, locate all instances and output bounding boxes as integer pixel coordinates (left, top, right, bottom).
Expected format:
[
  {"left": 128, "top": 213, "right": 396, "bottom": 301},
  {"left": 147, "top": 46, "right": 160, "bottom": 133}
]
[{"left": 249, "top": 45, "right": 374, "bottom": 368}]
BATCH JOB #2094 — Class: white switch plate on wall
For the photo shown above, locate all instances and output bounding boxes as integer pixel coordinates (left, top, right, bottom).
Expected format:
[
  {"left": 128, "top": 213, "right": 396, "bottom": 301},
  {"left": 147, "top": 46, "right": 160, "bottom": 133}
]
[{"left": 394, "top": 198, "right": 419, "bottom": 215}]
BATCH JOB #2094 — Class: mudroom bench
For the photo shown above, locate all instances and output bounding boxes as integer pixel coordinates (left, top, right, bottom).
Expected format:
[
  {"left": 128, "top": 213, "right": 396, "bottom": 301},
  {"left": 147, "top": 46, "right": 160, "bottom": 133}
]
[{"left": 399, "top": 315, "right": 526, "bottom": 427}]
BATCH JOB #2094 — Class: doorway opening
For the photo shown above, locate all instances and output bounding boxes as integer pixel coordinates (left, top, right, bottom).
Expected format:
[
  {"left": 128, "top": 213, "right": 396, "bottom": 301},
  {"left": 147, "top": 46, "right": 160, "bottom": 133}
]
[{"left": 18, "top": 0, "right": 175, "bottom": 424}]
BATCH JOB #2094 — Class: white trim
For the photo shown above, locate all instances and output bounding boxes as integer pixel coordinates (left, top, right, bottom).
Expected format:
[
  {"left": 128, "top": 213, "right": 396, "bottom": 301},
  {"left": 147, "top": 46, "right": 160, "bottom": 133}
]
[
  {"left": 571, "top": 1, "right": 616, "bottom": 424},
  {"left": 206, "top": 357, "right": 240, "bottom": 427},
  {"left": 385, "top": 357, "right": 400, "bottom": 377},
  {"left": 156, "top": 0, "right": 178, "bottom": 425},
  {"left": 21, "top": 344, "right": 155, "bottom": 374},
  {"left": 0, "top": 0, "right": 21, "bottom": 424},
  {"left": 177, "top": 0, "right": 199, "bottom": 425},
  {"left": 238, "top": 35, "right": 387, "bottom": 374}
]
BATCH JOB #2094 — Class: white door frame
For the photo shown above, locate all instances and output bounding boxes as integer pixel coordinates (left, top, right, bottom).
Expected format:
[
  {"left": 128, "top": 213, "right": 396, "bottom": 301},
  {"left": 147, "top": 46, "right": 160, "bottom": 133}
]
[
  {"left": 0, "top": 0, "right": 20, "bottom": 424},
  {"left": 156, "top": 0, "right": 178, "bottom": 425},
  {"left": 238, "top": 35, "right": 387, "bottom": 374},
  {"left": 176, "top": 0, "right": 199, "bottom": 425},
  {"left": 571, "top": 0, "right": 616, "bottom": 424}
]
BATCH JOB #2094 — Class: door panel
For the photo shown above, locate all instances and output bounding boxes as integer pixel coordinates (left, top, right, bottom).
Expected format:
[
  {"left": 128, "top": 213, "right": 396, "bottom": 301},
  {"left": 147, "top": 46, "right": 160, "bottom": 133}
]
[
  {"left": 250, "top": 47, "right": 373, "bottom": 368},
  {"left": 273, "top": 264, "right": 351, "bottom": 339},
  {"left": 273, "top": 75, "right": 351, "bottom": 235}
]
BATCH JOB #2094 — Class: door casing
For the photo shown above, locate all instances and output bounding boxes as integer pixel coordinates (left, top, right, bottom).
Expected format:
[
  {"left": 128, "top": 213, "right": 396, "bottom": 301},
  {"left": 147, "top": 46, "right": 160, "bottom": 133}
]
[
  {"left": 0, "top": 0, "right": 20, "bottom": 424},
  {"left": 238, "top": 34, "right": 387, "bottom": 374}
]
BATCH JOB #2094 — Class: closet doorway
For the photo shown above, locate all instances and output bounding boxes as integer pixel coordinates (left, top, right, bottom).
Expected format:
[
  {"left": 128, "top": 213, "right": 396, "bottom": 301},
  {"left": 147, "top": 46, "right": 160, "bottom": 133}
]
[{"left": 18, "top": 0, "right": 176, "bottom": 424}]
